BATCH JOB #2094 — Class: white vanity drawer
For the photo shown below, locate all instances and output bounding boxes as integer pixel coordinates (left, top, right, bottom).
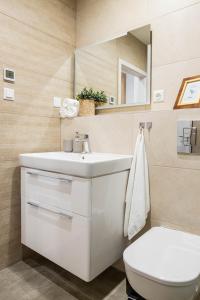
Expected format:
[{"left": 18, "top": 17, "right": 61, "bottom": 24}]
[
  {"left": 22, "top": 167, "right": 92, "bottom": 217},
  {"left": 21, "top": 199, "right": 91, "bottom": 280},
  {"left": 21, "top": 167, "right": 92, "bottom": 281}
]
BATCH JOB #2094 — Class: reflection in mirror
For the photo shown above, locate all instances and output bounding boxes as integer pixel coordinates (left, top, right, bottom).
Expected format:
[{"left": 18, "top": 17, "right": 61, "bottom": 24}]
[{"left": 75, "top": 25, "right": 151, "bottom": 110}]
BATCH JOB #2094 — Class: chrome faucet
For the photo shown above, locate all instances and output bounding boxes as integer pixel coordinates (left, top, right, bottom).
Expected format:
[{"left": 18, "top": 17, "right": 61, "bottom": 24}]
[{"left": 74, "top": 132, "right": 91, "bottom": 153}]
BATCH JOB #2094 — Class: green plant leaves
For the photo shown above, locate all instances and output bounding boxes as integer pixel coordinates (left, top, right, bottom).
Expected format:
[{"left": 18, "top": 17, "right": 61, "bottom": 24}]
[{"left": 76, "top": 87, "right": 107, "bottom": 104}]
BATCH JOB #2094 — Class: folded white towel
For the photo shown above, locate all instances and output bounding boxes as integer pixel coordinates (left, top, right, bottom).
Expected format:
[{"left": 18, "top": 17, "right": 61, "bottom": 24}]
[
  {"left": 124, "top": 129, "right": 150, "bottom": 240},
  {"left": 60, "top": 98, "right": 79, "bottom": 118}
]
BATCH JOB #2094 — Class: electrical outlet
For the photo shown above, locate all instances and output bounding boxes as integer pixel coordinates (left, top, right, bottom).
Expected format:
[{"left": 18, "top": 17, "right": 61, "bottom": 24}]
[{"left": 153, "top": 89, "right": 164, "bottom": 103}]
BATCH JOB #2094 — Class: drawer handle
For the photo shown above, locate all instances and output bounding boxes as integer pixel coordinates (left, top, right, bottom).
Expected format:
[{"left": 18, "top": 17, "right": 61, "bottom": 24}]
[
  {"left": 27, "top": 201, "right": 73, "bottom": 219},
  {"left": 26, "top": 171, "right": 72, "bottom": 183}
]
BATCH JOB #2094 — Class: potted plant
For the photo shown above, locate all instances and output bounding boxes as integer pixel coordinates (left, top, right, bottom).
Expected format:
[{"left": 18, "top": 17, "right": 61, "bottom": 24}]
[{"left": 76, "top": 87, "right": 107, "bottom": 116}]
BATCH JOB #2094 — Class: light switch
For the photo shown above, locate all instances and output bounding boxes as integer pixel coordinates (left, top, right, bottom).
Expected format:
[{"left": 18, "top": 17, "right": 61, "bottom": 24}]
[
  {"left": 53, "top": 97, "right": 61, "bottom": 108},
  {"left": 3, "top": 68, "right": 15, "bottom": 83},
  {"left": 3, "top": 88, "right": 15, "bottom": 101},
  {"left": 153, "top": 89, "right": 164, "bottom": 103}
]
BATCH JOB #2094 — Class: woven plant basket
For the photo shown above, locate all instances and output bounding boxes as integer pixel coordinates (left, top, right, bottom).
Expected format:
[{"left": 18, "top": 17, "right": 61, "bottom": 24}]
[{"left": 79, "top": 99, "right": 95, "bottom": 116}]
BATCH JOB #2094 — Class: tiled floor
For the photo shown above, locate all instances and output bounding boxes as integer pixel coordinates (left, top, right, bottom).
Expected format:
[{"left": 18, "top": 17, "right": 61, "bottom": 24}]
[{"left": 0, "top": 258, "right": 127, "bottom": 300}]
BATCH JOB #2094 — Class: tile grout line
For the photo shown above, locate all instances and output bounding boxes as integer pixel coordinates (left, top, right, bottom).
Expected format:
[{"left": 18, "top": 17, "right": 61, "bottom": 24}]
[
  {"left": 152, "top": 55, "right": 200, "bottom": 70},
  {"left": 0, "top": 60, "right": 75, "bottom": 85},
  {"left": 0, "top": 10, "right": 76, "bottom": 47},
  {"left": 151, "top": 163, "right": 200, "bottom": 172},
  {"left": 0, "top": 111, "right": 60, "bottom": 119},
  {"left": 149, "top": 0, "right": 200, "bottom": 23}
]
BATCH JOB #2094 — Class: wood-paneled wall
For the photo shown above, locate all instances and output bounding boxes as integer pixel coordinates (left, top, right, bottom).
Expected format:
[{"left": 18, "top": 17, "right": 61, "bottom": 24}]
[{"left": 0, "top": 0, "right": 76, "bottom": 269}]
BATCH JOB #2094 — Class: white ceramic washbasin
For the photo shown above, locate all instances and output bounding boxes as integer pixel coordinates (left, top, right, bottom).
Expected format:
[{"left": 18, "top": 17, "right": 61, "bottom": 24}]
[{"left": 20, "top": 152, "right": 132, "bottom": 178}]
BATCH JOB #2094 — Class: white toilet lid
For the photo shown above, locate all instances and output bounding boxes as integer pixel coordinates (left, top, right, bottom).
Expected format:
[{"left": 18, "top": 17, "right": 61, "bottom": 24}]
[{"left": 123, "top": 227, "right": 200, "bottom": 286}]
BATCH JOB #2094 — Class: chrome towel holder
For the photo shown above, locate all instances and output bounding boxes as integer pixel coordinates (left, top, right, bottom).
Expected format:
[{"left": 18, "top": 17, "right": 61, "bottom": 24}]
[{"left": 139, "top": 122, "right": 152, "bottom": 130}]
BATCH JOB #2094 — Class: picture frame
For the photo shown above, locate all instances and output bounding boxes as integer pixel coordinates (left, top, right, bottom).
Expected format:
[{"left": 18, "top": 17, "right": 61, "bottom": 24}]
[{"left": 174, "top": 75, "right": 200, "bottom": 109}]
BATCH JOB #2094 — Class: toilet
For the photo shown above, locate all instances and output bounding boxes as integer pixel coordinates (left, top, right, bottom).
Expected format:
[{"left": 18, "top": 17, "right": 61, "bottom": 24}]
[{"left": 123, "top": 227, "right": 200, "bottom": 300}]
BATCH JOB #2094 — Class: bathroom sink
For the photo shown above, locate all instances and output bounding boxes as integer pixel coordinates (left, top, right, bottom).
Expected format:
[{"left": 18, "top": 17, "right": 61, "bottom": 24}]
[{"left": 20, "top": 152, "right": 132, "bottom": 177}]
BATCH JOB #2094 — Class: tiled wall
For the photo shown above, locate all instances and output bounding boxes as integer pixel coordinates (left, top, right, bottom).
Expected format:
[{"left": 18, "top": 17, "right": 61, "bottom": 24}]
[
  {"left": 0, "top": 0, "right": 76, "bottom": 269},
  {"left": 61, "top": 108, "right": 200, "bottom": 236},
  {"left": 61, "top": 0, "right": 200, "bottom": 235}
]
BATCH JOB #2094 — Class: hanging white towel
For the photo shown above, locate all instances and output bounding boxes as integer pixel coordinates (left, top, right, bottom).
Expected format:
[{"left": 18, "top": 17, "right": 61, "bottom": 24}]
[{"left": 124, "top": 129, "right": 150, "bottom": 240}]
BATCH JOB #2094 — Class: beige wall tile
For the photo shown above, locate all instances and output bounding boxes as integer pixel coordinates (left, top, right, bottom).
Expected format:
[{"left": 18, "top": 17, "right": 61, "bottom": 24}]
[
  {"left": 148, "top": 0, "right": 200, "bottom": 19},
  {"left": 151, "top": 58, "right": 200, "bottom": 111},
  {"left": 0, "top": 240, "right": 22, "bottom": 270},
  {"left": 61, "top": 0, "right": 77, "bottom": 10},
  {"left": 0, "top": 13, "right": 74, "bottom": 81},
  {"left": 61, "top": 108, "right": 200, "bottom": 237},
  {"left": 60, "top": 110, "right": 170, "bottom": 161},
  {"left": 76, "top": 0, "right": 149, "bottom": 47},
  {"left": 0, "top": 227, "right": 21, "bottom": 249},
  {"left": 0, "top": 70, "right": 73, "bottom": 118},
  {"left": 61, "top": 113, "right": 138, "bottom": 154},
  {"left": 76, "top": 0, "right": 200, "bottom": 48},
  {"left": 0, "top": 0, "right": 76, "bottom": 44},
  {"left": 0, "top": 0, "right": 76, "bottom": 269},
  {"left": 0, "top": 114, "right": 60, "bottom": 161},
  {"left": 0, "top": 206, "right": 21, "bottom": 230},
  {"left": 151, "top": 3, "right": 200, "bottom": 67},
  {"left": 0, "top": 144, "right": 61, "bottom": 163},
  {"left": 82, "top": 109, "right": 200, "bottom": 170},
  {"left": 0, "top": 205, "right": 21, "bottom": 269},
  {"left": 145, "top": 109, "right": 200, "bottom": 169},
  {"left": 150, "top": 166, "right": 200, "bottom": 235},
  {"left": 77, "top": 0, "right": 99, "bottom": 11},
  {"left": 0, "top": 161, "right": 20, "bottom": 211},
  {"left": 151, "top": 218, "right": 200, "bottom": 236}
]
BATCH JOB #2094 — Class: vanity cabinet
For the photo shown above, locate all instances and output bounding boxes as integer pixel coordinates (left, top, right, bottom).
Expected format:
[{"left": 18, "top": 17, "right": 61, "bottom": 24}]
[{"left": 21, "top": 167, "right": 129, "bottom": 281}]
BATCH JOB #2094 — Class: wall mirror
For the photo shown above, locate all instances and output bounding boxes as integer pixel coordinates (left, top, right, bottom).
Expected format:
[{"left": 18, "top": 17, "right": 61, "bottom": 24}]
[{"left": 74, "top": 24, "right": 152, "bottom": 111}]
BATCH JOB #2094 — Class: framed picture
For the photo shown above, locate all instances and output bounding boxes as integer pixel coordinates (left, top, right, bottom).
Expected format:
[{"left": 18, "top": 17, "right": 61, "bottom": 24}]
[{"left": 174, "top": 75, "right": 200, "bottom": 109}]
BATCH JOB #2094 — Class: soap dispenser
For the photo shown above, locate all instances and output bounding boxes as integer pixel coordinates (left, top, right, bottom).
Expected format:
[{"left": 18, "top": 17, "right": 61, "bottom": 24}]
[{"left": 73, "top": 132, "right": 83, "bottom": 153}]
